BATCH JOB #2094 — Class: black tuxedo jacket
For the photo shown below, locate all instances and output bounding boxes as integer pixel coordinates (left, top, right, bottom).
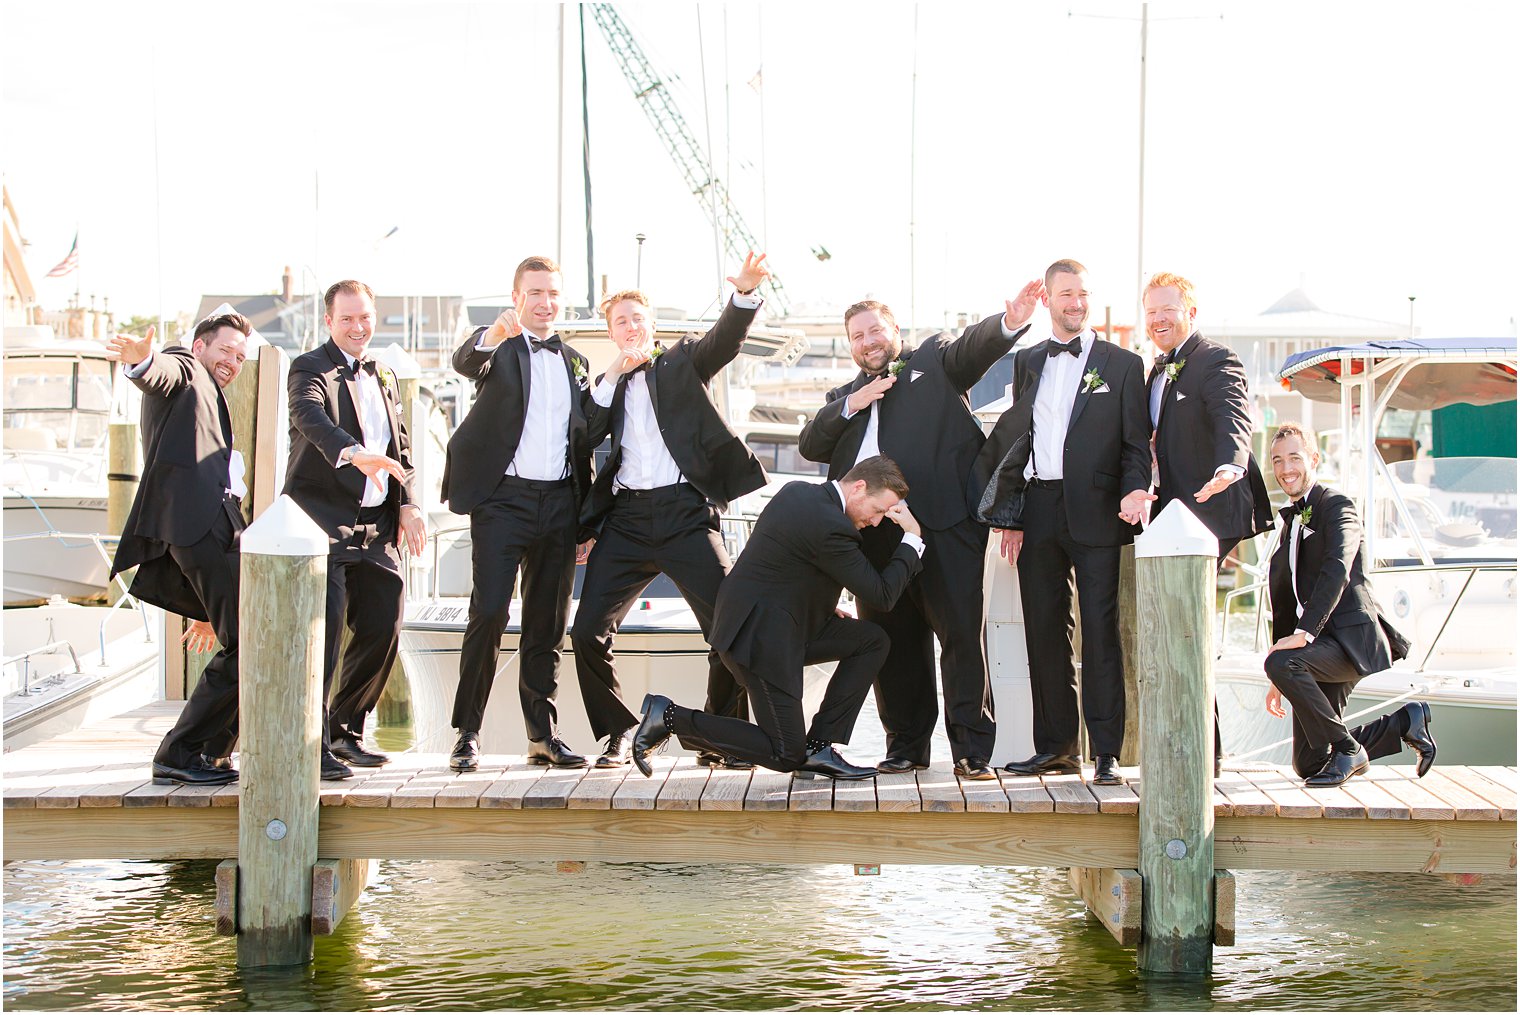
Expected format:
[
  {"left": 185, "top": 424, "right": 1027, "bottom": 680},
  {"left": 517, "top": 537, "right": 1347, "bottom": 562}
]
[
  {"left": 798, "top": 315, "right": 1029, "bottom": 531},
  {"left": 1149, "top": 331, "right": 1272, "bottom": 544},
  {"left": 283, "top": 339, "right": 416, "bottom": 543},
  {"left": 971, "top": 337, "right": 1151, "bottom": 546},
  {"left": 440, "top": 330, "right": 597, "bottom": 516},
  {"left": 580, "top": 298, "right": 767, "bottom": 531},
  {"left": 711, "top": 481, "right": 921, "bottom": 687},
  {"left": 109, "top": 346, "right": 239, "bottom": 619},
  {"left": 1268, "top": 483, "right": 1409, "bottom": 676}
]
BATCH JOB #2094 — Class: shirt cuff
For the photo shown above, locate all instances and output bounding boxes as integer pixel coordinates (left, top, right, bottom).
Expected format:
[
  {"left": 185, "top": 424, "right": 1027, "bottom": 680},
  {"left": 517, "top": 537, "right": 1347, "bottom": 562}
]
[
  {"left": 592, "top": 378, "right": 616, "bottom": 407},
  {"left": 841, "top": 401, "right": 858, "bottom": 420},
  {"left": 125, "top": 353, "right": 153, "bottom": 378},
  {"left": 731, "top": 292, "right": 764, "bottom": 310},
  {"left": 1293, "top": 628, "right": 1316, "bottom": 644},
  {"left": 1216, "top": 463, "right": 1245, "bottom": 478},
  {"left": 900, "top": 532, "right": 926, "bottom": 557}
]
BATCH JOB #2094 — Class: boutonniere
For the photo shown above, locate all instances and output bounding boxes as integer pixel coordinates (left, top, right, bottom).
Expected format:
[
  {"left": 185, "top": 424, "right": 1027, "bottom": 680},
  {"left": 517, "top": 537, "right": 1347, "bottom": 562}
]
[
  {"left": 1164, "top": 358, "right": 1186, "bottom": 382},
  {"left": 1297, "top": 504, "right": 1313, "bottom": 529},
  {"left": 1082, "top": 368, "right": 1105, "bottom": 394},
  {"left": 571, "top": 358, "right": 588, "bottom": 386},
  {"left": 377, "top": 365, "right": 396, "bottom": 396},
  {"left": 888, "top": 359, "right": 908, "bottom": 377},
  {"left": 649, "top": 344, "right": 665, "bottom": 362}
]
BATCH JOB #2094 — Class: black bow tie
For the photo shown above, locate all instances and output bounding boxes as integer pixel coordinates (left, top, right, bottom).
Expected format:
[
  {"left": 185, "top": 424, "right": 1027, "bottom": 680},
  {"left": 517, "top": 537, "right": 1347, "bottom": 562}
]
[
  {"left": 1047, "top": 337, "right": 1082, "bottom": 358},
  {"left": 354, "top": 357, "right": 377, "bottom": 376},
  {"left": 530, "top": 335, "right": 563, "bottom": 354}
]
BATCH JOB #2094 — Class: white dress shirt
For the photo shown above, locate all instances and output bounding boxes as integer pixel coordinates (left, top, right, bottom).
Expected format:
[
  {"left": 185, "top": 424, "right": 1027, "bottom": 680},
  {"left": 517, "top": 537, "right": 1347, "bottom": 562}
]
[
  {"left": 126, "top": 352, "right": 247, "bottom": 498},
  {"left": 592, "top": 363, "right": 684, "bottom": 490},
  {"left": 1287, "top": 486, "right": 1316, "bottom": 641},
  {"left": 1024, "top": 329, "right": 1096, "bottom": 482},
  {"left": 830, "top": 481, "right": 925, "bottom": 557},
  {"left": 477, "top": 332, "right": 572, "bottom": 481},
  {"left": 335, "top": 351, "right": 394, "bottom": 508}
]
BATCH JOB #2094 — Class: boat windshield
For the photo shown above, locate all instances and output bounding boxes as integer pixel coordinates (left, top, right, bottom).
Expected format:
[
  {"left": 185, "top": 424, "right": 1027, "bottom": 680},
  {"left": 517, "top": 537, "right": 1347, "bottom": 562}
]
[
  {"left": 1371, "top": 456, "right": 1518, "bottom": 565},
  {"left": 1, "top": 357, "right": 112, "bottom": 451}
]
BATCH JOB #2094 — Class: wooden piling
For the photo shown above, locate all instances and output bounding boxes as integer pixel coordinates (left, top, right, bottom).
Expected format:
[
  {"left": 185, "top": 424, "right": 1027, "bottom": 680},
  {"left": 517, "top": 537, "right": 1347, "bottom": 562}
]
[
  {"left": 236, "top": 495, "right": 328, "bottom": 968},
  {"left": 1118, "top": 544, "right": 1140, "bottom": 765},
  {"left": 105, "top": 420, "right": 139, "bottom": 537},
  {"left": 1134, "top": 502, "right": 1218, "bottom": 976}
]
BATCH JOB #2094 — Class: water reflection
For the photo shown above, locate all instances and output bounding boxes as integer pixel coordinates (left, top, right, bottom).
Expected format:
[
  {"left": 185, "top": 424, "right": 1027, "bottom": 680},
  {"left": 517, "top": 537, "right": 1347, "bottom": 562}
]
[{"left": 4, "top": 857, "right": 1514, "bottom": 1011}]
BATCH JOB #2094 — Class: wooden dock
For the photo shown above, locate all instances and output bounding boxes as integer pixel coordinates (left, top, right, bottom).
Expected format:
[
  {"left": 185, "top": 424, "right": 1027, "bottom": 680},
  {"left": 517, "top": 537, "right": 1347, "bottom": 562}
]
[{"left": 5, "top": 702, "right": 1515, "bottom": 874}]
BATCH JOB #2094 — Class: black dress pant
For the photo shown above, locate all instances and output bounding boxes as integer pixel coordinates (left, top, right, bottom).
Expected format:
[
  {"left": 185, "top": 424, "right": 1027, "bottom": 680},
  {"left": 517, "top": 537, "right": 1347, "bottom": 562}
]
[
  {"left": 673, "top": 614, "right": 889, "bottom": 772},
  {"left": 1265, "top": 636, "right": 1413, "bottom": 778},
  {"left": 859, "top": 515, "right": 996, "bottom": 765},
  {"left": 1016, "top": 481, "right": 1126, "bottom": 758},
  {"left": 453, "top": 474, "right": 577, "bottom": 741},
  {"left": 571, "top": 483, "right": 745, "bottom": 740},
  {"left": 154, "top": 496, "right": 243, "bottom": 767},
  {"left": 323, "top": 504, "right": 405, "bottom": 745}
]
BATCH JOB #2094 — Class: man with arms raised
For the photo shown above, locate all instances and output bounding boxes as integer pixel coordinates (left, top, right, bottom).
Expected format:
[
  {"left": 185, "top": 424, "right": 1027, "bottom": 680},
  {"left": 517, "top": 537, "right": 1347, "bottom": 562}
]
[
  {"left": 631, "top": 456, "right": 924, "bottom": 779},
  {"left": 798, "top": 283, "right": 1041, "bottom": 780},
  {"left": 1263, "top": 422, "right": 1433, "bottom": 786},
  {"left": 107, "top": 314, "right": 251, "bottom": 786},
  {"left": 285, "top": 280, "right": 426, "bottom": 781},
  {"left": 442, "top": 256, "right": 599, "bottom": 772},
  {"left": 977, "top": 261, "right": 1152, "bottom": 787},
  {"left": 571, "top": 252, "right": 771, "bottom": 769}
]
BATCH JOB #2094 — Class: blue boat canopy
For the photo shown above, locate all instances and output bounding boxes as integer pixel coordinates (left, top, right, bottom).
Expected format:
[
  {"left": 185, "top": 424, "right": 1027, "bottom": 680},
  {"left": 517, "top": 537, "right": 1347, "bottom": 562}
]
[{"left": 1277, "top": 337, "right": 1518, "bottom": 409}]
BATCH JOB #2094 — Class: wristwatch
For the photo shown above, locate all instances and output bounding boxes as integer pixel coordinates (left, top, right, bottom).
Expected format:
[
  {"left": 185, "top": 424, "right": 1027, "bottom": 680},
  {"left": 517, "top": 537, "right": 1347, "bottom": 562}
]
[{"left": 338, "top": 445, "right": 361, "bottom": 465}]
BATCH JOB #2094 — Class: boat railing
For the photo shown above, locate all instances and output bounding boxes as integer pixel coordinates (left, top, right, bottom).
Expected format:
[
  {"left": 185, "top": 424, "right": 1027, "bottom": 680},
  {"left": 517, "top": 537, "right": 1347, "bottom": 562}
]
[
  {"left": 0, "top": 529, "right": 154, "bottom": 656},
  {"left": 1220, "top": 558, "right": 1516, "bottom": 673},
  {"left": 3, "top": 640, "right": 82, "bottom": 697}
]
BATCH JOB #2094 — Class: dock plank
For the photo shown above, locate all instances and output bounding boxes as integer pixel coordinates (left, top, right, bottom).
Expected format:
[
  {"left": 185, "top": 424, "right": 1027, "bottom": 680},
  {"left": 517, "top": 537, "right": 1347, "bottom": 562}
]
[
  {"left": 210, "top": 782, "right": 241, "bottom": 808},
  {"left": 998, "top": 772, "right": 1053, "bottom": 814},
  {"left": 80, "top": 766, "right": 155, "bottom": 808},
  {"left": 917, "top": 764, "right": 965, "bottom": 813},
  {"left": 832, "top": 776, "right": 877, "bottom": 813},
  {"left": 1338, "top": 767, "right": 1419, "bottom": 819},
  {"left": 1045, "top": 773, "right": 1100, "bottom": 814},
  {"left": 788, "top": 773, "right": 834, "bottom": 811},
  {"left": 874, "top": 771, "right": 921, "bottom": 813},
  {"left": 1419, "top": 767, "right": 1503, "bottom": 821},
  {"left": 1211, "top": 771, "right": 1276, "bottom": 817},
  {"left": 121, "top": 780, "right": 176, "bottom": 808},
  {"left": 522, "top": 765, "right": 589, "bottom": 809},
  {"left": 611, "top": 756, "right": 675, "bottom": 810},
  {"left": 1466, "top": 767, "right": 1519, "bottom": 819},
  {"left": 743, "top": 768, "right": 792, "bottom": 811},
  {"left": 698, "top": 767, "right": 751, "bottom": 812},
  {"left": 166, "top": 782, "right": 224, "bottom": 809},
  {"left": 1241, "top": 769, "right": 1325, "bottom": 818},
  {"left": 345, "top": 757, "right": 432, "bottom": 808},
  {"left": 3, "top": 767, "right": 61, "bottom": 809},
  {"left": 1089, "top": 768, "right": 1140, "bottom": 815},
  {"left": 566, "top": 765, "right": 632, "bottom": 810},
  {"left": 35, "top": 765, "right": 111, "bottom": 809},
  {"left": 655, "top": 759, "right": 710, "bottom": 812},
  {"left": 435, "top": 764, "right": 507, "bottom": 809},
  {"left": 480, "top": 761, "right": 551, "bottom": 809},
  {"left": 391, "top": 764, "right": 457, "bottom": 809}
]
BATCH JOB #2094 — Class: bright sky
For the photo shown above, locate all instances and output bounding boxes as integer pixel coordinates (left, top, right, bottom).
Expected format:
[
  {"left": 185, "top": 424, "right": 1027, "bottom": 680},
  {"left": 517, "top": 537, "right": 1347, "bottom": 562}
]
[{"left": 5, "top": 0, "right": 1518, "bottom": 339}]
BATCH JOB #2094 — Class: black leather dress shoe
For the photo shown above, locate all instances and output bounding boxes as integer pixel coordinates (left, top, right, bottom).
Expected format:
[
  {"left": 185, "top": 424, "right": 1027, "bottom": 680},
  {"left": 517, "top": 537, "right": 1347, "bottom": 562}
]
[
  {"left": 596, "top": 728, "right": 634, "bottom": 768},
  {"left": 449, "top": 730, "right": 480, "bottom": 773},
  {"left": 632, "top": 694, "right": 675, "bottom": 777},
  {"left": 1091, "top": 754, "right": 1123, "bottom": 786},
  {"left": 201, "top": 754, "right": 233, "bottom": 771},
  {"left": 794, "top": 745, "right": 875, "bottom": 781},
  {"left": 321, "top": 750, "right": 354, "bottom": 782},
  {"left": 331, "top": 733, "right": 390, "bottom": 768},
  {"left": 697, "top": 753, "right": 755, "bottom": 770},
  {"left": 152, "top": 758, "right": 238, "bottom": 786},
  {"left": 1004, "top": 753, "right": 1081, "bottom": 776},
  {"left": 528, "top": 736, "right": 589, "bottom": 769},
  {"left": 1401, "top": 700, "right": 1437, "bottom": 778},
  {"left": 876, "top": 756, "right": 928, "bottom": 775},
  {"left": 1304, "top": 745, "right": 1369, "bottom": 787},
  {"left": 954, "top": 757, "right": 997, "bottom": 781}
]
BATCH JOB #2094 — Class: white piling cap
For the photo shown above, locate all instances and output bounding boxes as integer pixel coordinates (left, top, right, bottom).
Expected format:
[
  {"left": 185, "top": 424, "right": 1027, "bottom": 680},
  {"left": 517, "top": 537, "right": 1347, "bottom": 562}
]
[
  {"left": 240, "top": 494, "right": 329, "bottom": 557},
  {"left": 1135, "top": 500, "right": 1219, "bottom": 558},
  {"left": 371, "top": 343, "right": 422, "bottom": 379},
  {"left": 207, "top": 300, "right": 269, "bottom": 355}
]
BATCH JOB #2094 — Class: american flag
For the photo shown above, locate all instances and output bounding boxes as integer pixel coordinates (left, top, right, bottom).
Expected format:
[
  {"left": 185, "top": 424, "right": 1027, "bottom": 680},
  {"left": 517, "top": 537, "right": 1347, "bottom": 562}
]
[{"left": 46, "top": 233, "right": 78, "bottom": 278}]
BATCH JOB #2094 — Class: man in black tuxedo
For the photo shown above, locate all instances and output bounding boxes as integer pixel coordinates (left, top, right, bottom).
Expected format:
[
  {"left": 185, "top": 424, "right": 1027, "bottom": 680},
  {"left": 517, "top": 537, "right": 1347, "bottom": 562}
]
[
  {"left": 976, "top": 261, "right": 1153, "bottom": 787},
  {"left": 1263, "top": 422, "right": 1434, "bottom": 786},
  {"left": 571, "top": 252, "right": 771, "bottom": 769},
  {"left": 797, "top": 283, "right": 1041, "bottom": 780},
  {"left": 1143, "top": 272, "right": 1272, "bottom": 564},
  {"left": 107, "top": 314, "right": 251, "bottom": 786},
  {"left": 285, "top": 280, "right": 425, "bottom": 781},
  {"left": 442, "top": 255, "right": 599, "bottom": 773},
  {"left": 631, "top": 457, "right": 924, "bottom": 779}
]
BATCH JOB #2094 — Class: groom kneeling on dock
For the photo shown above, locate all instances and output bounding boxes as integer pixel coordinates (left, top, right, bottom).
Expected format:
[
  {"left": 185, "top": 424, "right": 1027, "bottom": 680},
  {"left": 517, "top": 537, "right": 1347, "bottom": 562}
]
[
  {"left": 1263, "top": 422, "right": 1435, "bottom": 787},
  {"left": 632, "top": 456, "right": 924, "bottom": 779}
]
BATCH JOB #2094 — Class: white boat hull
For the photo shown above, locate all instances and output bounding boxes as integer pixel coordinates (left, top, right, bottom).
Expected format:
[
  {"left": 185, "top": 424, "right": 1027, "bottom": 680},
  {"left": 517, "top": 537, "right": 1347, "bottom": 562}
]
[{"left": 3, "top": 495, "right": 111, "bottom": 603}]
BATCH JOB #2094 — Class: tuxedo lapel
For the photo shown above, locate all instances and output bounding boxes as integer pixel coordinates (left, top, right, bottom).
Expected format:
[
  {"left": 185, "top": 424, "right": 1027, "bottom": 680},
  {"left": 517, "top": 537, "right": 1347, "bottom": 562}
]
[
  {"left": 1155, "top": 332, "right": 1200, "bottom": 432},
  {"left": 511, "top": 337, "right": 532, "bottom": 409},
  {"left": 324, "top": 341, "right": 364, "bottom": 438},
  {"left": 1067, "top": 341, "right": 1108, "bottom": 431}
]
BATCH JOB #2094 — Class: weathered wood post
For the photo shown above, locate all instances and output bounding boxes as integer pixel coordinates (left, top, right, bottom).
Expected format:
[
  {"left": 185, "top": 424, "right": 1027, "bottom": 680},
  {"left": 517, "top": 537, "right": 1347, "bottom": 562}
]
[
  {"left": 237, "top": 494, "right": 328, "bottom": 968},
  {"left": 1134, "top": 501, "right": 1217, "bottom": 976},
  {"left": 1118, "top": 544, "right": 1140, "bottom": 764},
  {"left": 105, "top": 421, "right": 139, "bottom": 537}
]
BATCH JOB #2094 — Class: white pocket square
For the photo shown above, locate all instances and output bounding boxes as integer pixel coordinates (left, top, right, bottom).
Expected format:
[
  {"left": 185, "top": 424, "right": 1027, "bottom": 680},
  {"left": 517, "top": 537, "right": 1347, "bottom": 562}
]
[
  {"left": 910, "top": 370, "right": 925, "bottom": 382},
  {"left": 1174, "top": 391, "right": 1187, "bottom": 401},
  {"left": 1093, "top": 384, "right": 1110, "bottom": 394}
]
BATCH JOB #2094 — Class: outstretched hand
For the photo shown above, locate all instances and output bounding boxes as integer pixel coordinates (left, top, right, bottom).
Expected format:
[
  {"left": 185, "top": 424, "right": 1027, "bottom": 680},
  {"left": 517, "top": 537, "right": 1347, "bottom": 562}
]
[
  {"left": 351, "top": 450, "right": 408, "bottom": 486},
  {"left": 1003, "top": 280, "right": 1044, "bottom": 331},
  {"left": 1119, "top": 489, "right": 1157, "bottom": 526},
  {"left": 105, "top": 325, "right": 155, "bottom": 366},
  {"left": 181, "top": 619, "right": 216, "bottom": 655},
  {"left": 1194, "top": 468, "right": 1241, "bottom": 503},
  {"left": 727, "top": 250, "right": 770, "bottom": 293}
]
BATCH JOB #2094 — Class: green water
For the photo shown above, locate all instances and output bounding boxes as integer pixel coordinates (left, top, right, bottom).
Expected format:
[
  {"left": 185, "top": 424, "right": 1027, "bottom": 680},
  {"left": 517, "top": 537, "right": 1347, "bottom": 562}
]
[{"left": 3, "top": 859, "right": 1514, "bottom": 1010}]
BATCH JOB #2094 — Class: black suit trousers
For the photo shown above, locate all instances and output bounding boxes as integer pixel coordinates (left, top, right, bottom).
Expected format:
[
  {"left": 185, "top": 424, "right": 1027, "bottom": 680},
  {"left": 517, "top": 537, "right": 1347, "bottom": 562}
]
[
  {"left": 323, "top": 506, "right": 405, "bottom": 744},
  {"left": 1265, "top": 637, "right": 1412, "bottom": 778},
  {"left": 571, "top": 483, "right": 745, "bottom": 740},
  {"left": 1017, "top": 482, "right": 1126, "bottom": 758},
  {"left": 453, "top": 475, "right": 578, "bottom": 740},
  {"left": 675, "top": 615, "right": 889, "bottom": 772},
  {"left": 153, "top": 496, "right": 243, "bottom": 767},
  {"left": 859, "top": 516, "right": 996, "bottom": 764}
]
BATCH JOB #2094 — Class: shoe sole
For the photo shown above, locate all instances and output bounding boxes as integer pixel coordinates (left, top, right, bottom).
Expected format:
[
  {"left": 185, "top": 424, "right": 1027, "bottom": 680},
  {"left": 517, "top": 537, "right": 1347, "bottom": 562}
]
[
  {"left": 334, "top": 756, "right": 389, "bottom": 767},
  {"left": 875, "top": 764, "right": 929, "bottom": 774},
  {"left": 449, "top": 760, "right": 479, "bottom": 773},
  {"left": 151, "top": 776, "right": 237, "bottom": 786},
  {"left": 794, "top": 770, "right": 875, "bottom": 781},
  {"left": 1004, "top": 768, "right": 1079, "bottom": 777},
  {"left": 527, "top": 757, "right": 590, "bottom": 768},
  {"left": 594, "top": 759, "right": 629, "bottom": 769}
]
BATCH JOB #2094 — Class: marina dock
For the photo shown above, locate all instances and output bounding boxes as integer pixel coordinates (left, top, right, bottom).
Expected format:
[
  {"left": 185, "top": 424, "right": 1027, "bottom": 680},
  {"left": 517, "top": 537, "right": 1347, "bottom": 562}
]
[{"left": 6, "top": 702, "right": 1514, "bottom": 875}]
